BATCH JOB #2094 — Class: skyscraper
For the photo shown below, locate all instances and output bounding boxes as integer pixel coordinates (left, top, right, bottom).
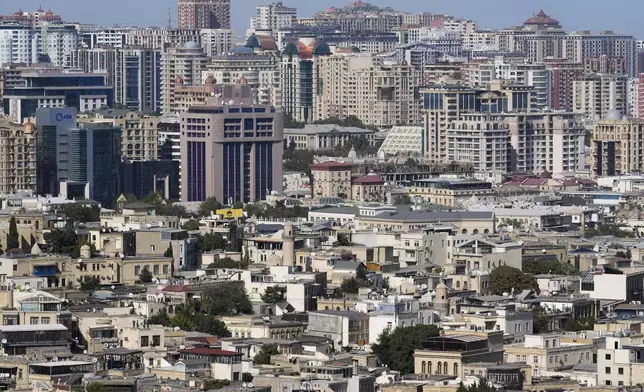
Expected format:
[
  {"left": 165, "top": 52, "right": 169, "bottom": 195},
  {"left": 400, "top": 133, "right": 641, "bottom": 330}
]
[
  {"left": 67, "top": 124, "right": 122, "bottom": 207},
  {"left": 180, "top": 84, "right": 284, "bottom": 203},
  {"left": 35, "top": 107, "right": 77, "bottom": 196},
  {"left": 178, "top": 0, "right": 231, "bottom": 29}
]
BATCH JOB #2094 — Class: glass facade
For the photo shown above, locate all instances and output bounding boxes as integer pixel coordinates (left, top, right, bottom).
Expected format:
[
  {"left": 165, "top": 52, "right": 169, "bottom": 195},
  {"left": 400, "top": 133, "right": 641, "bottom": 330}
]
[
  {"left": 186, "top": 141, "right": 206, "bottom": 202},
  {"left": 35, "top": 125, "right": 58, "bottom": 195}
]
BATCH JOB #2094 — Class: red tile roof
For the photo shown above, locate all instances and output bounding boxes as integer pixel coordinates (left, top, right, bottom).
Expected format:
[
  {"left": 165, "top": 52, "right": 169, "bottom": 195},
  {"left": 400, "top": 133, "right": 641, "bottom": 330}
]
[
  {"left": 352, "top": 175, "right": 385, "bottom": 185},
  {"left": 180, "top": 348, "right": 241, "bottom": 356},
  {"left": 521, "top": 178, "right": 547, "bottom": 186},
  {"left": 311, "top": 161, "right": 353, "bottom": 171},
  {"left": 561, "top": 179, "right": 579, "bottom": 186}
]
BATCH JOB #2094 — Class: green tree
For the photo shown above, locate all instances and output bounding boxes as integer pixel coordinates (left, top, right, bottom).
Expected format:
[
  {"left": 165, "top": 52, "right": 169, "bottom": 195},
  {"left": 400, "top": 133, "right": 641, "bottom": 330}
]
[
  {"left": 57, "top": 204, "right": 101, "bottom": 223},
  {"left": 139, "top": 266, "right": 153, "bottom": 283},
  {"left": 203, "top": 379, "right": 231, "bottom": 391},
  {"left": 182, "top": 219, "right": 201, "bottom": 230},
  {"left": 340, "top": 277, "right": 371, "bottom": 293},
  {"left": 86, "top": 382, "right": 111, "bottom": 392},
  {"left": 356, "top": 264, "right": 367, "bottom": 281},
  {"left": 170, "top": 302, "right": 232, "bottom": 337},
  {"left": 78, "top": 276, "right": 101, "bottom": 291},
  {"left": 201, "top": 282, "right": 252, "bottom": 315},
  {"left": 371, "top": 324, "right": 440, "bottom": 374},
  {"left": 335, "top": 233, "right": 352, "bottom": 246},
  {"left": 227, "top": 222, "right": 239, "bottom": 252},
  {"left": 564, "top": 318, "right": 596, "bottom": 332},
  {"left": 522, "top": 260, "right": 578, "bottom": 276},
  {"left": 44, "top": 228, "right": 79, "bottom": 254},
  {"left": 207, "top": 257, "right": 248, "bottom": 269},
  {"left": 457, "top": 379, "right": 497, "bottom": 392},
  {"left": 242, "top": 373, "right": 254, "bottom": 382},
  {"left": 196, "top": 233, "right": 228, "bottom": 252},
  {"left": 490, "top": 265, "right": 539, "bottom": 295},
  {"left": 261, "top": 286, "right": 285, "bottom": 303},
  {"left": 164, "top": 245, "right": 173, "bottom": 258},
  {"left": 243, "top": 246, "right": 251, "bottom": 265},
  {"left": 532, "top": 307, "right": 549, "bottom": 333},
  {"left": 148, "top": 308, "right": 171, "bottom": 325},
  {"left": 7, "top": 217, "right": 19, "bottom": 249},
  {"left": 253, "top": 344, "right": 280, "bottom": 365},
  {"left": 199, "top": 197, "right": 223, "bottom": 217},
  {"left": 393, "top": 194, "right": 412, "bottom": 205}
]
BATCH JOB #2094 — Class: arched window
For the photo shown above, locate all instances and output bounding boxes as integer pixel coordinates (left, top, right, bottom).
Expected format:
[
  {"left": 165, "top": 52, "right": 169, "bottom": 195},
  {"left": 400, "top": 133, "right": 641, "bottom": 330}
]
[
  {"left": 325, "top": 306, "right": 329, "bottom": 310},
  {"left": 484, "top": 229, "right": 490, "bottom": 234},
  {"left": 422, "top": 361, "right": 426, "bottom": 373},
  {"left": 444, "top": 362, "right": 448, "bottom": 374},
  {"left": 428, "top": 362, "right": 432, "bottom": 374},
  {"left": 454, "top": 363, "right": 458, "bottom": 375},
  {"left": 456, "top": 281, "right": 460, "bottom": 288},
  {"left": 437, "top": 362, "right": 442, "bottom": 374},
  {"left": 462, "top": 229, "right": 468, "bottom": 234},
  {"left": 473, "top": 229, "right": 479, "bottom": 234},
  {"left": 463, "top": 281, "right": 468, "bottom": 290}
]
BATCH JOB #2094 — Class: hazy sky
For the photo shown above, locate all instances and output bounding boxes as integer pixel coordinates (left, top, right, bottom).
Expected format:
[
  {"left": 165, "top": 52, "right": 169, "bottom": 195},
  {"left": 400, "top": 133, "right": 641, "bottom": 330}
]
[{"left": 2, "top": 0, "right": 643, "bottom": 38}]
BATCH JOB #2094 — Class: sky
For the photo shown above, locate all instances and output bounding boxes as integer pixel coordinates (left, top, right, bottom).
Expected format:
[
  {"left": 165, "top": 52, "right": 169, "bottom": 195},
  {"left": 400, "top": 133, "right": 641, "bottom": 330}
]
[{"left": 2, "top": 0, "right": 644, "bottom": 39}]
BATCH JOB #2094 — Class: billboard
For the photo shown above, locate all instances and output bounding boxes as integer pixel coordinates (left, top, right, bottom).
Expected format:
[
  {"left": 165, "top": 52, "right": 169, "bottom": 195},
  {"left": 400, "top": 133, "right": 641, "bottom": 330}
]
[{"left": 216, "top": 209, "right": 244, "bottom": 218}]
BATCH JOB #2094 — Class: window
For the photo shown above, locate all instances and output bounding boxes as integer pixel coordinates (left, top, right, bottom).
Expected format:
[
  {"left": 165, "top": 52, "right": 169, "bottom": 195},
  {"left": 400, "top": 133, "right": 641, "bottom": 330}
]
[
  {"left": 150, "top": 245, "right": 156, "bottom": 252},
  {"left": 41, "top": 317, "right": 50, "bottom": 324},
  {"left": 428, "top": 362, "right": 432, "bottom": 374},
  {"left": 618, "top": 368, "right": 624, "bottom": 375},
  {"left": 135, "top": 265, "right": 141, "bottom": 275},
  {"left": 533, "top": 356, "right": 538, "bottom": 364},
  {"left": 453, "top": 363, "right": 458, "bottom": 375},
  {"left": 141, "top": 336, "right": 149, "bottom": 346},
  {"left": 549, "top": 356, "right": 553, "bottom": 363},
  {"left": 30, "top": 317, "right": 39, "bottom": 325},
  {"left": 437, "top": 362, "right": 442, "bottom": 374},
  {"left": 153, "top": 265, "right": 159, "bottom": 275},
  {"left": 153, "top": 335, "right": 161, "bottom": 346},
  {"left": 422, "top": 361, "right": 426, "bottom": 373},
  {"left": 605, "top": 354, "right": 612, "bottom": 360},
  {"left": 605, "top": 367, "right": 611, "bottom": 374}
]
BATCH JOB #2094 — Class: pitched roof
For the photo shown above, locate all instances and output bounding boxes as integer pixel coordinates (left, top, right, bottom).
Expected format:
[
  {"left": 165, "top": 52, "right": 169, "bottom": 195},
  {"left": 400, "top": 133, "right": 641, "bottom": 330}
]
[
  {"left": 352, "top": 175, "right": 385, "bottom": 185},
  {"left": 311, "top": 161, "right": 353, "bottom": 171}
]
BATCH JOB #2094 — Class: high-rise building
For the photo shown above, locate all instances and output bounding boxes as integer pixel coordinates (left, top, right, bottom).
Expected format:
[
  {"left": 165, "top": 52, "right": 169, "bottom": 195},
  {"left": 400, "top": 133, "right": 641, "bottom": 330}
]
[
  {"left": 78, "top": 27, "right": 127, "bottom": 49},
  {"left": 39, "top": 24, "right": 79, "bottom": 68},
  {"left": 591, "top": 113, "right": 644, "bottom": 176},
  {"left": 180, "top": 84, "right": 284, "bottom": 203},
  {"left": 252, "top": 2, "right": 297, "bottom": 33},
  {"left": 126, "top": 28, "right": 201, "bottom": 50},
  {"left": 121, "top": 160, "right": 180, "bottom": 200},
  {"left": 0, "top": 25, "right": 38, "bottom": 67},
  {"left": 160, "top": 42, "right": 209, "bottom": 114},
  {"left": 35, "top": 107, "right": 77, "bottom": 196},
  {"left": 315, "top": 54, "right": 423, "bottom": 127},
  {"left": 562, "top": 31, "right": 637, "bottom": 77},
  {"left": 584, "top": 55, "right": 628, "bottom": 75},
  {"left": 544, "top": 59, "right": 584, "bottom": 111},
  {"left": 71, "top": 47, "right": 162, "bottom": 113},
  {"left": 573, "top": 73, "right": 628, "bottom": 119},
  {"left": 0, "top": 119, "right": 36, "bottom": 193},
  {"left": 67, "top": 124, "right": 122, "bottom": 207},
  {"left": 78, "top": 109, "right": 160, "bottom": 161},
  {"left": 280, "top": 37, "right": 332, "bottom": 123},
  {"left": 1, "top": 65, "right": 113, "bottom": 122},
  {"left": 199, "top": 29, "right": 236, "bottom": 57},
  {"left": 178, "top": 0, "right": 231, "bottom": 29},
  {"left": 421, "top": 81, "right": 536, "bottom": 162},
  {"left": 0, "top": 7, "right": 63, "bottom": 29}
]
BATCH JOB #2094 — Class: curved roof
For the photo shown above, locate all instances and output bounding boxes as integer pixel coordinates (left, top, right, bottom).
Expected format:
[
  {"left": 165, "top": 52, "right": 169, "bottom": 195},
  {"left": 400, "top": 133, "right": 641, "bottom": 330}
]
[
  {"left": 604, "top": 109, "right": 623, "bottom": 120},
  {"left": 245, "top": 34, "right": 277, "bottom": 51},
  {"left": 283, "top": 40, "right": 331, "bottom": 58},
  {"left": 183, "top": 41, "right": 200, "bottom": 49},
  {"left": 524, "top": 10, "right": 560, "bottom": 26}
]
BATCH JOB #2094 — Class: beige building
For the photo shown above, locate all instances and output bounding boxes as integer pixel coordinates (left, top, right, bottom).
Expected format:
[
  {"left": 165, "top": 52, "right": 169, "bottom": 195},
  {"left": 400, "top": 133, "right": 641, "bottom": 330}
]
[
  {"left": 598, "top": 335, "right": 644, "bottom": 387},
  {"left": 0, "top": 119, "right": 36, "bottom": 193},
  {"left": 591, "top": 115, "right": 644, "bottom": 176},
  {"left": 356, "top": 210, "right": 495, "bottom": 234},
  {"left": 79, "top": 110, "right": 159, "bottom": 161},
  {"left": 351, "top": 174, "right": 385, "bottom": 202},
  {"left": 504, "top": 334, "right": 594, "bottom": 376},
  {"left": 311, "top": 161, "right": 352, "bottom": 199},
  {"left": 405, "top": 178, "right": 496, "bottom": 208},
  {"left": 573, "top": 73, "right": 627, "bottom": 119},
  {"left": 447, "top": 114, "right": 509, "bottom": 173},
  {"left": 315, "top": 54, "right": 422, "bottom": 127},
  {"left": 178, "top": 0, "right": 231, "bottom": 29},
  {"left": 160, "top": 42, "right": 209, "bottom": 114},
  {"left": 414, "top": 331, "right": 504, "bottom": 377}
]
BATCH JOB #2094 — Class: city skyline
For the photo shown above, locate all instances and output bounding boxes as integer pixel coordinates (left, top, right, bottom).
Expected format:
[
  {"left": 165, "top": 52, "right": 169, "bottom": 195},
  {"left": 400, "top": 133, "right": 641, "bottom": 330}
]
[{"left": 3, "top": 0, "right": 644, "bottom": 37}]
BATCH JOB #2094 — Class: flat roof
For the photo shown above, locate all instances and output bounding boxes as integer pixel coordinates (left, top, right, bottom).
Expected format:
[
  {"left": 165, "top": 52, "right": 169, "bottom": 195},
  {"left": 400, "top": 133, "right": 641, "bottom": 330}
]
[
  {"left": 0, "top": 324, "right": 67, "bottom": 332},
  {"left": 30, "top": 360, "right": 93, "bottom": 367}
]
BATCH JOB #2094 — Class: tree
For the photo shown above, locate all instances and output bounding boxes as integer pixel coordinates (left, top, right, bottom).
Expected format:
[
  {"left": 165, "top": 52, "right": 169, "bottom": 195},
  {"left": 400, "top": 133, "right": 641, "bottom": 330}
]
[
  {"left": 78, "top": 276, "right": 101, "bottom": 291},
  {"left": 532, "top": 307, "right": 549, "bottom": 333},
  {"left": 196, "top": 233, "right": 228, "bottom": 253},
  {"left": 201, "top": 282, "right": 253, "bottom": 315},
  {"left": 261, "top": 286, "right": 285, "bottom": 303},
  {"left": 44, "top": 228, "right": 79, "bottom": 254},
  {"left": 490, "top": 265, "right": 539, "bottom": 295},
  {"left": 334, "top": 233, "right": 352, "bottom": 246},
  {"left": 182, "top": 219, "right": 201, "bottom": 230},
  {"left": 164, "top": 245, "right": 174, "bottom": 258},
  {"left": 148, "top": 308, "right": 171, "bottom": 326},
  {"left": 207, "top": 257, "right": 248, "bottom": 269},
  {"left": 7, "top": 217, "right": 19, "bottom": 249},
  {"left": 564, "top": 318, "right": 596, "bottom": 332},
  {"left": 371, "top": 324, "right": 440, "bottom": 374},
  {"left": 242, "top": 373, "right": 254, "bottom": 382},
  {"left": 170, "top": 302, "right": 232, "bottom": 337},
  {"left": 393, "top": 194, "right": 412, "bottom": 205},
  {"left": 86, "top": 382, "right": 111, "bottom": 392},
  {"left": 456, "top": 379, "right": 497, "bottom": 392},
  {"left": 522, "top": 260, "right": 577, "bottom": 276},
  {"left": 253, "top": 344, "right": 280, "bottom": 365},
  {"left": 139, "top": 266, "right": 153, "bottom": 283},
  {"left": 57, "top": 204, "right": 101, "bottom": 223},
  {"left": 340, "top": 277, "right": 371, "bottom": 293},
  {"left": 199, "top": 197, "right": 223, "bottom": 217},
  {"left": 203, "top": 379, "right": 231, "bottom": 391},
  {"left": 243, "top": 246, "right": 251, "bottom": 266},
  {"left": 227, "top": 223, "right": 239, "bottom": 252}
]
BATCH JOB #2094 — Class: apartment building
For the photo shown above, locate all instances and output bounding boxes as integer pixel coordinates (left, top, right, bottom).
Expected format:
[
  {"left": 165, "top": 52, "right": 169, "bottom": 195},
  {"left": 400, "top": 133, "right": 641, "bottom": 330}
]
[
  {"left": 446, "top": 113, "right": 509, "bottom": 173},
  {"left": 504, "top": 334, "right": 594, "bottom": 377},
  {"left": 562, "top": 31, "right": 637, "bottom": 77},
  {"left": 160, "top": 42, "right": 209, "bottom": 114},
  {"left": 591, "top": 115, "right": 644, "bottom": 176},
  {"left": 573, "top": 73, "right": 628, "bottom": 119},
  {"left": 315, "top": 54, "right": 422, "bottom": 128},
  {"left": 311, "top": 161, "right": 353, "bottom": 199},
  {"left": 544, "top": 59, "right": 584, "bottom": 111},
  {"left": 178, "top": 0, "right": 231, "bottom": 29},
  {"left": 125, "top": 28, "right": 201, "bottom": 50},
  {"left": 0, "top": 25, "right": 37, "bottom": 67},
  {"left": 252, "top": 2, "right": 297, "bottom": 32},
  {"left": 598, "top": 335, "right": 644, "bottom": 387},
  {"left": 0, "top": 119, "right": 36, "bottom": 193},
  {"left": 199, "top": 29, "right": 236, "bottom": 57}
]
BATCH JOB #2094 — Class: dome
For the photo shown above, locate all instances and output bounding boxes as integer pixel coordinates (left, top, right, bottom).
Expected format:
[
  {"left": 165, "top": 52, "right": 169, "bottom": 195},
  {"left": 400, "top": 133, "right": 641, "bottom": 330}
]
[
  {"left": 604, "top": 109, "right": 623, "bottom": 120},
  {"left": 524, "top": 10, "right": 560, "bottom": 27},
  {"left": 183, "top": 41, "right": 200, "bottom": 49},
  {"left": 204, "top": 75, "right": 216, "bottom": 85},
  {"left": 283, "top": 42, "right": 301, "bottom": 55},
  {"left": 312, "top": 41, "right": 332, "bottom": 56}
]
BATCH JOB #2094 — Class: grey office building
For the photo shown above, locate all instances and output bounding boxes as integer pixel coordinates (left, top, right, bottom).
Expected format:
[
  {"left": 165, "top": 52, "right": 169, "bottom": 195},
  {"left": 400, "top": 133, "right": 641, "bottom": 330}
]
[
  {"left": 68, "top": 124, "right": 122, "bottom": 207},
  {"left": 35, "top": 107, "right": 77, "bottom": 196}
]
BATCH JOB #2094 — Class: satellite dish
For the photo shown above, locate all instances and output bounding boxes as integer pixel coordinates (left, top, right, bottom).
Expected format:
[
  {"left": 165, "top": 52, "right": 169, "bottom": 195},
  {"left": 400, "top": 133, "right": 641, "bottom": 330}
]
[
  {"left": 174, "top": 327, "right": 181, "bottom": 331},
  {"left": 179, "top": 344, "right": 185, "bottom": 349},
  {"left": 242, "top": 383, "right": 248, "bottom": 388},
  {"left": 83, "top": 350, "right": 88, "bottom": 354},
  {"left": 111, "top": 285, "right": 115, "bottom": 290},
  {"left": 128, "top": 293, "right": 134, "bottom": 298},
  {"left": 248, "top": 383, "right": 254, "bottom": 388},
  {"left": 92, "top": 358, "right": 98, "bottom": 363},
  {"left": 1, "top": 339, "right": 6, "bottom": 344}
]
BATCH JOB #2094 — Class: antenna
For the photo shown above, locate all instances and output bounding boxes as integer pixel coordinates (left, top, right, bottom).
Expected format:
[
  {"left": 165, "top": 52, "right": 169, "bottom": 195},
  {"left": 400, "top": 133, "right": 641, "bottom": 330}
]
[{"left": 167, "top": 7, "right": 172, "bottom": 29}]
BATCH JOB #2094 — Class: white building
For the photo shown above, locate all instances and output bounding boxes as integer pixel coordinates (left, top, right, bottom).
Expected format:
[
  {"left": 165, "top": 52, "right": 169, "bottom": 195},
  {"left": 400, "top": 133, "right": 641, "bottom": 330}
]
[
  {"left": 447, "top": 114, "right": 509, "bottom": 173},
  {"left": 160, "top": 42, "right": 209, "bottom": 114},
  {"left": 573, "top": 73, "right": 628, "bottom": 119},
  {"left": 252, "top": 2, "right": 297, "bottom": 33},
  {"left": 0, "top": 25, "right": 38, "bottom": 66},
  {"left": 199, "top": 29, "right": 236, "bottom": 57},
  {"left": 39, "top": 24, "right": 79, "bottom": 68}
]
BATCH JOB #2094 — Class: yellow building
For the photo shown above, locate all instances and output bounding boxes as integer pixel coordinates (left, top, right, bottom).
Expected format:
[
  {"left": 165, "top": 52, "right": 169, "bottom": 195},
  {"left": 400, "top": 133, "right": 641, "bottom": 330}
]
[
  {"left": 591, "top": 115, "right": 644, "bottom": 176},
  {"left": 351, "top": 174, "right": 386, "bottom": 202},
  {"left": 311, "top": 161, "right": 352, "bottom": 199}
]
